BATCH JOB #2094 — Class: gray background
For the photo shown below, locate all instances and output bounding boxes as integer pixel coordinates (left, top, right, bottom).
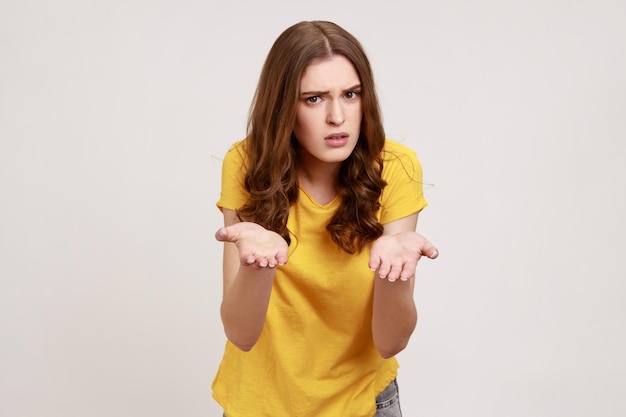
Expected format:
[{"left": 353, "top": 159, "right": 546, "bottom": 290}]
[{"left": 1, "top": 0, "right": 625, "bottom": 416}]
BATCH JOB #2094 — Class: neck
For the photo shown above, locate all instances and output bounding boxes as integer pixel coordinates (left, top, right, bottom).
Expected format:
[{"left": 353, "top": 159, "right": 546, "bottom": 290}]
[{"left": 297, "top": 160, "right": 341, "bottom": 205}]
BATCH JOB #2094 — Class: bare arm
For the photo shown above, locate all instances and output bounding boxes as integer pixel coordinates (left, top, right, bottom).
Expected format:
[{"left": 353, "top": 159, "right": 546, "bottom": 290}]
[
  {"left": 370, "top": 212, "right": 438, "bottom": 358},
  {"left": 216, "top": 209, "right": 289, "bottom": 351}
]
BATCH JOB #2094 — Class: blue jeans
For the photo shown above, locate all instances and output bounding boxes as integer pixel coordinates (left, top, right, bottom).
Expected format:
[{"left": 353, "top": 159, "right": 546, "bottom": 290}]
[
  {"left": 374, "top": 378, "right": 403, "bottom": 417},
  {"left": 223, "top": 378, "right": 402, "bottom": 416}
]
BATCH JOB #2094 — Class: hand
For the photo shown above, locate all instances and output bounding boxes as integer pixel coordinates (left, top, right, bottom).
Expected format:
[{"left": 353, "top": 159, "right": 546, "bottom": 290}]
[
  {"left": 369, "top": 231, "right": 438, "bottom": 282},
  {"left": 215, "top": 222, "right": 289, "bottom": 269}
]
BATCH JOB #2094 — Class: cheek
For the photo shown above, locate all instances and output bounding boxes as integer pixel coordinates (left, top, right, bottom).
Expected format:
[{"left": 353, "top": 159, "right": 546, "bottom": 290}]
[
  {"left": 348, "top": 102, "right": 362, "bottom": 121},
  {"left": 356, "top": 103, "right": 363, "bottom": 118},
  {"left": 294, "top": 117, "right": 305, "bottom": 138},
  {"left": 351, "top": 108, "right": 363, "bottom": 128},
  {"left": 295, "top": 110, "right": 317, "bottom": 134}
]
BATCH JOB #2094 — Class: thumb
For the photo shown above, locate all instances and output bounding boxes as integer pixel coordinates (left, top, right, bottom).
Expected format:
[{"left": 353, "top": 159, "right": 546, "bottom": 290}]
[
  {"left": 423, "top": 242, "right": 439, "bottom": 259},
  {"left": 215, "top": 226, "right": 233, "bottom": 242}
]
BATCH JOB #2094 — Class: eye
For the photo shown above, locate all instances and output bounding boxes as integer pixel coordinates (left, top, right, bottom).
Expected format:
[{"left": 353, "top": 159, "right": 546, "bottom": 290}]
[
  {"left": 306, "top": 96, "right": 321, "bottom": 104},
  {"left": 344, "top": 90, "right": 360, "bottom": 100}
]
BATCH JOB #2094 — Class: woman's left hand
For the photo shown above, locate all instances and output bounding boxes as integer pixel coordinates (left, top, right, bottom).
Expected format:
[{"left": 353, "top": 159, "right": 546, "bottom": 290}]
[{"left": 369, "top": 231, "right": 438, "bottom": 282}]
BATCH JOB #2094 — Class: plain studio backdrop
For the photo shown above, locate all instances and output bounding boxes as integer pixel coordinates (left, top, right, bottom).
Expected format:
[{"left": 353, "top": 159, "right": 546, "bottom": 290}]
[{"left": 1, "top": 1, "right": 624, "bottom": 416}]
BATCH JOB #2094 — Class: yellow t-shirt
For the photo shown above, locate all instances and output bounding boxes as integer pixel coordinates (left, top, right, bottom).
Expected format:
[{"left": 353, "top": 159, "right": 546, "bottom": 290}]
[{"left": 213, "top": 139, "right": 428, "bottom": 417}]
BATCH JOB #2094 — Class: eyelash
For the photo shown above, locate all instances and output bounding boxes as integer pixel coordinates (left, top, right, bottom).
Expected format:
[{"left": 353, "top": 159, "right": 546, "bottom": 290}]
[
  {"left": 305, "top": 91, "right": 360, "bottom": 104},
  {"left": 344, "top": 90, "right": 360, "bottom": 100}
]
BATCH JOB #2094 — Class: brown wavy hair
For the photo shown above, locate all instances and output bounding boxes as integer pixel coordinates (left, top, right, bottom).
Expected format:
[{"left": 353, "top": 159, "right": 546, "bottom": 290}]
[{"left": 237, "top": 21, "right": 387, "bottom": 254}]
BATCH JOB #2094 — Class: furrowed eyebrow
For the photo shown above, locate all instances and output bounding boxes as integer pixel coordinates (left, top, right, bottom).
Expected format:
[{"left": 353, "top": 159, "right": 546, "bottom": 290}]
[
  {"left": 300, "top": 90, "right": 328, "bottom": 97},
  {"left": 300, "top": 84, "right": 362, "bottom": 96},
  {"left": 344, "top": 84, "right": 362, "bottom": 92}
]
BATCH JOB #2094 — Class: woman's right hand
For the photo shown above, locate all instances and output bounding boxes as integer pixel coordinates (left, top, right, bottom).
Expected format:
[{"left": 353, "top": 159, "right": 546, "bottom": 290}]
[{"left": 215, "top": 222, "right": 289, "bottom": 269}]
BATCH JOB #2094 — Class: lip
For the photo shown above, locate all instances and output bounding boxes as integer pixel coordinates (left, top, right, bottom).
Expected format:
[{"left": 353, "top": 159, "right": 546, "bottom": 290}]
[
  {"left": 325, "top": 132, "right": 349, "bottom": 140},
  {"left": 324, "top": 132, "right": 350, "bottom": 147}
]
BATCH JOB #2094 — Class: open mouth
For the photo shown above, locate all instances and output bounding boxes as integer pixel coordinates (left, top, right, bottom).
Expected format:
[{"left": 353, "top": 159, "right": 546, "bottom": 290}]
[
  {"left": 325, "top": 133, "right": 349, "bottom": 140},
  {"left": 324, "top": 133, "right": 349, "bottom": 147}
]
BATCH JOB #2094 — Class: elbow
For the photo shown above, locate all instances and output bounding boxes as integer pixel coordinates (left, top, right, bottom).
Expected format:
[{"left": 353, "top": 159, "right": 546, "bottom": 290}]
[
  {"left": 225, "top": 332, "right": 259, "bottom": 352},
  {"left": 222, "top": 319, "right": 261, "bottom": 351},
  {"left": 221, "top": 306, "right": 262, "bottom": 352},
  {"left": 231, "top": 340, "right": 256, "bottom": 352},
  {"left": 373, "top": 318, "right": 416, "bottom": 358},
  {"left": 375, "top": 339, "right": 409, "bottom": 359},
  {"left": 222, "top": 315, "right": 261, "bottom": 352},
  {"left": 372, "top": 317, "right": 417, "bottom": 359}
]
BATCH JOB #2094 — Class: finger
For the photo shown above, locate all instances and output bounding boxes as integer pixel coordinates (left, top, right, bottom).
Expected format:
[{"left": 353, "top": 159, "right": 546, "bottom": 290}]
[
  {"left": 385, "top": 261, "right": 404, "bottom": 282},
  {"left": 244, "top": 257, "right": 267, "bottom": 269},
  {"left": 425, "top": 246, "right": 439, "bottom": 259},
  {"left": 215, "top": 226, "right": 236, "bottom": 242},
  {"left": 377, "top": 258, "right": 391, "bottom": 279},
  {"left": 416, "top": 237, "right": 438, "bottom": 259},
  {"left": 273, "top": 246, "right": 289, "bottom": 266},
  {"left": 368, "top": 254, "right": 382, "bottom": 272},
  {"left": 266, "top": 256, "right": 277, "bottom": 268},
  {"left": 399, "top": 259, "right": 418, "bottom": 281},
  {"left": 276, "top": 252, "right": 288, "bottom": 266},
  {"left": 215, "top": 227, "right": 227, "bottom": 241}
]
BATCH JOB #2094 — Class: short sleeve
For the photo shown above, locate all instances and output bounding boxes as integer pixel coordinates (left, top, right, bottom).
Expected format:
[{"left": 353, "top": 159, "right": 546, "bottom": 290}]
[
  {"left": 216, "top": 140, "right": 249, "bottom": 212},
  {"left": 379, "top": 140, "right": 428, "bottom": 224}
]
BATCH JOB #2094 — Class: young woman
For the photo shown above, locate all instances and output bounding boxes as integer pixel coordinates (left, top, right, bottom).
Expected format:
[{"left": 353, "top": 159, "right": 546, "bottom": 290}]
[{"left": 213, "top": 21, "right": 438, "bottom": 417}]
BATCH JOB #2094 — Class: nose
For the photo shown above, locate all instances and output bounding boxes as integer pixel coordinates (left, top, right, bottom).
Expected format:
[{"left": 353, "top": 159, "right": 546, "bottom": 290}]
[{"left": 326, "top": 100, "right": 345, "bottom": 126}]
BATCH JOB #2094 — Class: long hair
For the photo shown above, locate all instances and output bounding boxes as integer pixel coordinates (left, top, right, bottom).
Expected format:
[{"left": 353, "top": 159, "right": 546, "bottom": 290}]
[{"left": 237, "top": 21, "right": 386, "bottom": 254}]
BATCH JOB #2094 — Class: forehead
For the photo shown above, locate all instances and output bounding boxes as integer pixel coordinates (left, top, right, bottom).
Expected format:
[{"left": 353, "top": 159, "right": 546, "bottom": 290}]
[{"left": 299, "top": 55, "right": 361, "bottom": 90}]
